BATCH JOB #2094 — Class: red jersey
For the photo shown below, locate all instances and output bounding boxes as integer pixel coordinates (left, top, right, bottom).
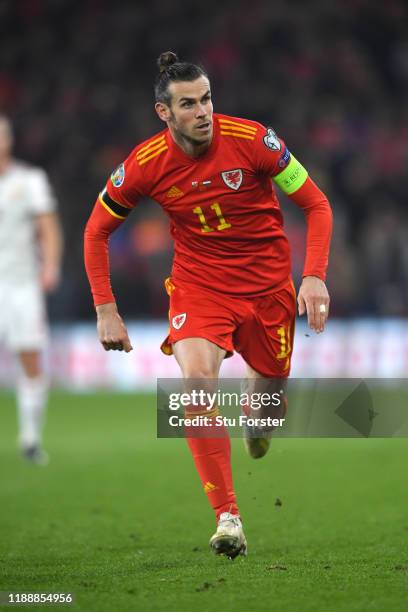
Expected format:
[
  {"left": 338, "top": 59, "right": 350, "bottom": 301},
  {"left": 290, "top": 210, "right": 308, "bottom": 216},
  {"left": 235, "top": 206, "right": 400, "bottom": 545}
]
[{"left": 86, "top": 113, "right": 332, "bottom": 306}]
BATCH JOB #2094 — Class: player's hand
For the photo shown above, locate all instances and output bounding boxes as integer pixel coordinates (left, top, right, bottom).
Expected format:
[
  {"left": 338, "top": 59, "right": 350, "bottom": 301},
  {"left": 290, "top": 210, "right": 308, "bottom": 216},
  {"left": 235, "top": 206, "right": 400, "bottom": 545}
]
[
  {"left": 41, "top": 264, "right": 60, "bottom": 293},
  {"left": 297, "top": 276, "right": 330, "bottom": 333},
  {"left": 96, "top": 303, "right": 133, "bottom": 352}
]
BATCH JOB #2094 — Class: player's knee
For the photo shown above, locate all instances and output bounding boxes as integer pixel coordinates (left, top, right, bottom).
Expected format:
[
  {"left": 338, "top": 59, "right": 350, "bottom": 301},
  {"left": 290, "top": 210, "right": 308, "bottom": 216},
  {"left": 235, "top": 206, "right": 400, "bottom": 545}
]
[
  {"left": 18, "top": 351, "right": 43, "bottom": 378},
  {"left": 181, "top": 363, "right": 218, "bottom": 379}
]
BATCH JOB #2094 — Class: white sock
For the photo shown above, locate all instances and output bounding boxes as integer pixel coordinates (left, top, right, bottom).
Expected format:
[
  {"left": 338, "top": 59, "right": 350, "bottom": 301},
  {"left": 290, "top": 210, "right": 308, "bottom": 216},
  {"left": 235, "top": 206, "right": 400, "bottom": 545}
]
[{"left": 16, "top": 374, "right": 48, "bottom": 448}]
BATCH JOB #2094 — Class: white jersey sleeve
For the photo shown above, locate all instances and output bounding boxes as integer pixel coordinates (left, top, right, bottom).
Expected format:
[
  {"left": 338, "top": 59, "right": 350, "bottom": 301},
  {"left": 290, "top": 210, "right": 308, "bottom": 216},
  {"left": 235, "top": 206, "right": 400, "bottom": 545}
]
[
  {"left": 26, "top": 168, "right": 56, "bottom": 215},
  {"left": 0, "top": 162, "right": 57, "bottom": 283}
]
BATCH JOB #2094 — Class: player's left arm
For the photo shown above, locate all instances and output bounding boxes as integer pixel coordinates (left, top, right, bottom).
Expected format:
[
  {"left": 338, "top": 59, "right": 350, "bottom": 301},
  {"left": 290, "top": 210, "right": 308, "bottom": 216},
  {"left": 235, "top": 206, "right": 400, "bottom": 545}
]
[
  {"left": 35, "top": 212, "right": 63, "bottom": 292},
  {"left": 254, "top": 126, "right": 333, "bottom": 332},
  {"left": 273, "top": 156, "right": 333, "bottom": 333}
]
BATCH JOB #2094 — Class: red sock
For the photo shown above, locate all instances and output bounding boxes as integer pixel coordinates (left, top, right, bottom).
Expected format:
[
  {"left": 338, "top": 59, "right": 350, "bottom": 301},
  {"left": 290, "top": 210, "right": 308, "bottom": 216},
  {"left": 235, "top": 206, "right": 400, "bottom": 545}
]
[{"left": 185, "top": 414, "right": 239, "bottom": 521}]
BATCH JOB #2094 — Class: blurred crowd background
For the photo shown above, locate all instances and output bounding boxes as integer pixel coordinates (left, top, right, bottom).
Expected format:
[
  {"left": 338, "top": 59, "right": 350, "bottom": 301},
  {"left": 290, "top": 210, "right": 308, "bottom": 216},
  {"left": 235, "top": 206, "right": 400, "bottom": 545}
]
[{"left": 1, "top": 0, "right": 407, "bottom": 321}]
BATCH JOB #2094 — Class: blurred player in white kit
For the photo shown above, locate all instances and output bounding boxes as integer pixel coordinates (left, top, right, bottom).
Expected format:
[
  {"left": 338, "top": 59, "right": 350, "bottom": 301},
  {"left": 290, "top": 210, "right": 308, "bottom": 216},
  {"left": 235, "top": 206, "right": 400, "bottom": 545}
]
[{"left": 0, "top": 114, "right": 62, "bottom": 464}]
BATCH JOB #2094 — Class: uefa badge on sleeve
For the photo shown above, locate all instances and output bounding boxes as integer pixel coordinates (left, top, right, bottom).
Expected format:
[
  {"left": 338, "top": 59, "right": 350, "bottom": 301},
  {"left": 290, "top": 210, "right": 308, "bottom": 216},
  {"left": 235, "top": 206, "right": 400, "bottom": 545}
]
[
  {"left": 172, "top": 313, "right": 187, "bottom": 329},
  {"left": 111, "top": 163, "right": 125, "bottom": 188},
  {"left": 263, "top": 128, "right": 281, "bottom": 151}
]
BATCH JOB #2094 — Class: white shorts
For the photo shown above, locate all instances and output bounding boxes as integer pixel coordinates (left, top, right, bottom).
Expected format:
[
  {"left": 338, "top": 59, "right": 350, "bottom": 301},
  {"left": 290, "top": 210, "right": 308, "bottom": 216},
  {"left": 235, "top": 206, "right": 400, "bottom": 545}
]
[{"left": 0, "top": 281, "right": 48, "bottom": 351}]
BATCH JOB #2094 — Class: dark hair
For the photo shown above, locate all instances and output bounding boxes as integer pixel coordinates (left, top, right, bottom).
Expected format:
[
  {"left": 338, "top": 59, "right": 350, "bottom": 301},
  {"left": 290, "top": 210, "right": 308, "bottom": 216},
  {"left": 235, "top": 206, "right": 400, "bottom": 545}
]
[{"left": 154, "top": 51, "right": 208, "bottom": 105}]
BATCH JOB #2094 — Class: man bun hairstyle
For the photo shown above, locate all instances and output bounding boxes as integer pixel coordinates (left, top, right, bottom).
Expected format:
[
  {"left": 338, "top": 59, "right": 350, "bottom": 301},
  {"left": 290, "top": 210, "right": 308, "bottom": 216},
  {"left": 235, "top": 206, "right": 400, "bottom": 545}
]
[
  {"left": 157, "top": 51, "right": 179, "bottom": 73},
  {"left": 155, "top": 51, "right": 208, "bottom": 106}
]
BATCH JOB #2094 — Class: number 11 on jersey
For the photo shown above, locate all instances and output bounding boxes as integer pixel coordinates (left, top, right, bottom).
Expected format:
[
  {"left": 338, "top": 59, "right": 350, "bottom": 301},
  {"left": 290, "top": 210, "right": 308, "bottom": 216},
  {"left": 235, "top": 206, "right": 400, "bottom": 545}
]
[{"left": 193, "top": 202, "right": 232, "bottom": 233}]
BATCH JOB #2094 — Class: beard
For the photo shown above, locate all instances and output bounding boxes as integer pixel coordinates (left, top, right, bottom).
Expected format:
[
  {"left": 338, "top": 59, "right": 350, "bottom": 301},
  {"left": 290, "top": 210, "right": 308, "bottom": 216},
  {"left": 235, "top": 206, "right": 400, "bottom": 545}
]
[
  {"left": 170, "top": 112, "right": 212, "bottom": 147},
  {"left": 181, "top": 131, "right": 208, "bottom": 146}
]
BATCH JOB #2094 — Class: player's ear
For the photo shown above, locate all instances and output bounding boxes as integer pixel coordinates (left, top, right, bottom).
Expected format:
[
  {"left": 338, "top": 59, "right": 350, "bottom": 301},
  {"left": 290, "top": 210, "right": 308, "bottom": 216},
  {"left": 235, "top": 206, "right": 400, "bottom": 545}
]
[{"left": 155, "top": 102, "right": 171, "bottom": 123}]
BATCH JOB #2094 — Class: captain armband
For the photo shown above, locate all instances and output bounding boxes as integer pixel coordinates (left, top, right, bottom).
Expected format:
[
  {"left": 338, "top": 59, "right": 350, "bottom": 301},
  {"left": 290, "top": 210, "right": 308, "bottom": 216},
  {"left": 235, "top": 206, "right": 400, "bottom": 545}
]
[
  {"left": 272, "top": 155, "right": 308, "bottom": 195},
  {"left": 98, "top": 188, "right": 131, "bottom": 220}
]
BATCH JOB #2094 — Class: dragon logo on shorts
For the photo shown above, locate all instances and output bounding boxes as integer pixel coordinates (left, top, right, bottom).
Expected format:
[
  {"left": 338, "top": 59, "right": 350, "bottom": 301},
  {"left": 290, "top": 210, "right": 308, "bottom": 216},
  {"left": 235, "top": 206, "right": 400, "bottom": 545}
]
[
  {"left": 172, "top": 313, "right": 187, "bottom": 329},
  {"left": 110, "top": 163, "right": 125, "bottom": 188},
  {"left": 221, "top": 169, "right": 243, "bottom": 191}
]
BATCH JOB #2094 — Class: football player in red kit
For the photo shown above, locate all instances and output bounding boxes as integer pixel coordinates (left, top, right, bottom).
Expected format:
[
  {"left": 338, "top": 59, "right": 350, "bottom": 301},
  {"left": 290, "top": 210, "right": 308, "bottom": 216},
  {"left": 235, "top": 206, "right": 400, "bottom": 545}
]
[{"left": 84, "top": 51, "right": 332, "bottom": 559}]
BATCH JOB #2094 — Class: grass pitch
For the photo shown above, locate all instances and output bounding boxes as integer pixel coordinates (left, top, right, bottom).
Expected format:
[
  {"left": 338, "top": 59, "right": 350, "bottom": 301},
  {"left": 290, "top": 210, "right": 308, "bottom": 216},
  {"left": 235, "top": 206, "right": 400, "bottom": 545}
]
[{"left": 0, "top": 391, "right": 407, "bottom": 611}]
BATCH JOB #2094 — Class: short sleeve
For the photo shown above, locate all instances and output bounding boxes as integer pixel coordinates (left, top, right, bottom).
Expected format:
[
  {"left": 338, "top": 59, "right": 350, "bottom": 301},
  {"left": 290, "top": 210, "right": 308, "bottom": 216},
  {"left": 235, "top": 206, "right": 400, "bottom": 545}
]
[{"left": 27, "top": 168, "right": 56, "bottom": 215}]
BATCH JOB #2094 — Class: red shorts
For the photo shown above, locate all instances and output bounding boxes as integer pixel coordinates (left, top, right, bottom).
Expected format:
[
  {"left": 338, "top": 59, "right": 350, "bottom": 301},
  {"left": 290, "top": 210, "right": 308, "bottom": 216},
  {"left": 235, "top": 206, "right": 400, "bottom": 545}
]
[{"left": 161, "top": 277, "right": 297, "bottom": 378}]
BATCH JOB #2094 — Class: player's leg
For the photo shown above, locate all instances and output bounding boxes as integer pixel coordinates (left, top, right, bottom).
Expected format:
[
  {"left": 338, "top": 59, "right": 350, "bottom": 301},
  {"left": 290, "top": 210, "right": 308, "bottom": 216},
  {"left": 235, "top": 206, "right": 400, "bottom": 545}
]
[
  {"left": 161, "top": 280, "right": 246, "bottom": 556},
  {"left": 172, "top": 337, "right": 246, "bottom": 558},
  {"left": 172, "top": 336, "right": 225, "bottom": 379},
  {"left": 242, "top": 365, "right": 288, "bottom": 459},
  {"left": 172, "top": 337, "right": 237, "bottom": 518},
  {"left": 234, "top": 278, "right": 296, "bottom": 458},
  {"left": 8, "top": 282, "right": 49, "bottom": 464},
  {"left": 17, "top": 349, "right": 49, "bottom": 464}
]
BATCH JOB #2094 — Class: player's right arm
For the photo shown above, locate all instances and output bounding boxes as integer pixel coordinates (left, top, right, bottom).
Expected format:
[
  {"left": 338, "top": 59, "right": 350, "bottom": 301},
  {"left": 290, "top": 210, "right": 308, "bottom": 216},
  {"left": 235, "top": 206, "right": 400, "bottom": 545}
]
[
  {"left": 84, "top": 156, "right": 145, "bottom": 352},
  {"left": 95, "top": 302, "right": 132, "bottom": 353}
]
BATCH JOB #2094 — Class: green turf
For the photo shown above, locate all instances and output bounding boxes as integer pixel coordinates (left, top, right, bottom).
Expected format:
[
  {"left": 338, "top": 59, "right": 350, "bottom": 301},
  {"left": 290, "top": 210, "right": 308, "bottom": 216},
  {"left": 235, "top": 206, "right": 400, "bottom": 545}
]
[{"left": 0, "top": 391, "right": 407, "bottom": 611}]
